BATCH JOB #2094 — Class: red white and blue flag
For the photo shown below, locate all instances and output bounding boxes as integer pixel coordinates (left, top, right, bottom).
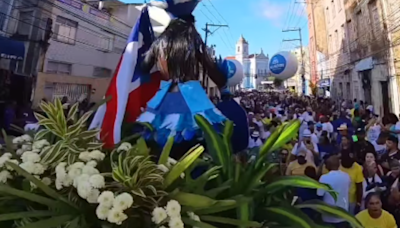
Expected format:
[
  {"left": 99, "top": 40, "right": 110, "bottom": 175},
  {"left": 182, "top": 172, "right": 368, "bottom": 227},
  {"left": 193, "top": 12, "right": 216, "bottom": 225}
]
[{"left": 90, "top": 7, "right": 160, "bottom": 148}]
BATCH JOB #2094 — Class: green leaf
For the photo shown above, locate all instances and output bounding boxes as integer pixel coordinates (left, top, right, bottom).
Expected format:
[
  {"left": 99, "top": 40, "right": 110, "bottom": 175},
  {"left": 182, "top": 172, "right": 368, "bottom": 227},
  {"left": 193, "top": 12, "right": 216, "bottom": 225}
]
[
  {"left": 200, "top": 215, "right": 261, "bottom": 227},
  {"left": 0, "top": 211, "right": 61, "bottom": 221},
  {"left": 194, "top": 199, "right": 239, "bottom": 214},
  {"left": 0, "top": 185, "right": 59, "bottom": 208},
  {"left": 263, "top": 206, "right": 317, "bottom": 228},
  {"left": 182, "top": 217, "right": 217, "bottom": 228},
  {"left": 256, "top": 125, "right": 284, "bottom": 168},
  {"left": 136, "top": 137, "right": 149, "bottom": 156},
  {"left": 7, "top": 162, "right": 79, "bottom": 209},
  {"left": 244, "top": 163, "right": 276, "bottom": 194},
  {"left": 164, "top": 145, "right": 204, "bottom": 188},
  {"left": 170, "top": 191, "right": 217, "bottom": 208},
  {"left": 260, "top": 176, "right": 338, "bottom": 201},
  {"left": 158, "top": 137, "right": 174, "bottom": 165},
  {"left": 195, "top": 115, "right": 229, "bottom": 174},
  {"left": 296, "top": 200, "right": 363, "bottom": 228},
  {"left": 269, "top": 120, "right": 301, "bottom": 152},
  {"left": 2, "top": 130, "right": 18, "bottom": 160},
  {"left": 67, "top": 103, "right": 79, "bottom": 121},
  {"left": 18, "top": 215, "right": 75, "bottom": 228}
]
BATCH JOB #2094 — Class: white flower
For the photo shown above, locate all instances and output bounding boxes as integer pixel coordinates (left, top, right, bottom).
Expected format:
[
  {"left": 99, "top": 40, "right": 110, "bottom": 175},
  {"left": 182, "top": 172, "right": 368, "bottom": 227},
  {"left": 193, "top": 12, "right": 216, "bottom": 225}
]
[
  {"left": 77, "top": 181, "right": 92, "bottom": 199},
  {"left": 68, "top": 168, "right": 82, "bottom": 180},
  {"left": 68, "top": 162, "right": 85, "bottom": 170},
  {"left": 42, "top": 177, "right": 52, "bottom": 186},
  {"left": 89, "top": 150, "right": 105, "bottom": 161},
  {"left": 98, "top": 191, "right": 114, "bottom": 207},
  {"left": 32, "top": 139, "right": 49, "bottom": 150},
  {"left": 73, "top": 174, "right": 90, "bottom": 188},
  {"left": 63, "top": 175, "right": 73, "bottom": 187},
  {"left": 21, "top": 144, "right": 32, "bottom": 151},
  {"left": 165, "top": 200, "right": 181, "bottom": 218},
  {"left": 96, "top": 204, "right": 110, "bottom": 220},
  {"left": 82, "top": 166, "right": 99, "bottom": 176},
  {"left": 0, "top": 156, "right": 10, "bottom": 168},
  {"left": 55, "top": 162, "right": 67, "bottom": 173},
  {"left": 113, "top": 193, "right": 134, "bottom": 211},
  {"left": 107, "top": 208, "right": 128, "bottom": 225},
  {"left": 180, "top": 173, "right": 185, "bottom": 178},
  {"left": 168, "top": 217, "right": 184, "bottom": 228},
  {"left": 55, "top": 179, "right": 63, "bottom": 190},
  {"left": 21, "top": 134, "right": 32, "bottom": 142},
  {"left": 32, "top": 163, "right": 45, "bottom": 175},
  {"left": 79, "top": 152, "right": 91, "bottom": 162},
  {"left": 151, "top": 207, "right": 168, "bottom": 224},
  {"left": 12, "top": 137, "right": 23, "bottom": 144},
  {"left": 0, "top": 170, "right": 12, "bottom": 183},
  {"left": 87, "top": 188, "right": 100, "bottom": 203},
  {"left": 168, "top": 157, "right": 177, "bottom": 166},
  {"left": 21, "top": 152, "right": 41, "bottom": 163},
  {"left": 1, "top": 153, "right": 12, "bottom": 159},
  {"left": 5, "top": 159, "right": 19, "bottom": 171},
  {"left": 20, "top": 162, "right": 36, "bottom": 174},
  {"left": 86, "top": 161, "right": 97, "bottom": 167},
  {"left": 157, "top": 164, "right": 169, "bottom": 173},
  {"left": 32, "top": 149, "right": 41, "bottom": 153},
  {"left": 89, "top": 174, "right": 105, "bottom": 189},
  {"left": 117, "top": 142, "right": 132, "bottom": 152}
]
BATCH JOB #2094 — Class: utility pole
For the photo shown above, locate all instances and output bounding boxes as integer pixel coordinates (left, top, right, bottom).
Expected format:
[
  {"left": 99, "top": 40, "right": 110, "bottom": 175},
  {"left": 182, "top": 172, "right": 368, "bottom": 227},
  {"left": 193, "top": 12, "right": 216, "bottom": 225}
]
[
  {"left": 282, "top": 27, "right": 305, "bottom": 95},
  {"left": 202, "top": 23, "right": 228, "bottom": 94}
]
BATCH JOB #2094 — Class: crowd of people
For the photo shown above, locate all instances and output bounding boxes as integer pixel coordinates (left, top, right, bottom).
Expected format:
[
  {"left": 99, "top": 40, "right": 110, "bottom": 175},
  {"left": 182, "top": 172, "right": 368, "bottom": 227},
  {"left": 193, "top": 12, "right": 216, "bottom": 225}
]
[{"left": 236, "top": 91, "right": 399, "bottom": 228}]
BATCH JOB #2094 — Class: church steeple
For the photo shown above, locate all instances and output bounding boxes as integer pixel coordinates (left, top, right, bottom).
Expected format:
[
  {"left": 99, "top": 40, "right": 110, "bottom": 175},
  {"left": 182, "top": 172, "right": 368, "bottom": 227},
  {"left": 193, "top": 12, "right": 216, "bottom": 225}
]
[{"left": 236, "top": 35, "right": 248, "bottom": 59}]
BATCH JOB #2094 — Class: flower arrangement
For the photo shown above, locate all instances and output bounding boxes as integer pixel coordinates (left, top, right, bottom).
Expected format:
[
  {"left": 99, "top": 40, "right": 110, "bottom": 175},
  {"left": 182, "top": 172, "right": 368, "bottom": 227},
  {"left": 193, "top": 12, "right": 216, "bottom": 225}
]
[{"left": 0, "top": 99, "right": 363, "bottom": 228}]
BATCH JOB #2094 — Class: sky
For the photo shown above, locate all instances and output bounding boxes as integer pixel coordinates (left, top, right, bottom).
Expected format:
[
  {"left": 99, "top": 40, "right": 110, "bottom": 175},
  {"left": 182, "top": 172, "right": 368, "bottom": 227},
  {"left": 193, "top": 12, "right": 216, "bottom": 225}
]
[{"left": 121, "top": 0, "right": 309, "bottom": 58}]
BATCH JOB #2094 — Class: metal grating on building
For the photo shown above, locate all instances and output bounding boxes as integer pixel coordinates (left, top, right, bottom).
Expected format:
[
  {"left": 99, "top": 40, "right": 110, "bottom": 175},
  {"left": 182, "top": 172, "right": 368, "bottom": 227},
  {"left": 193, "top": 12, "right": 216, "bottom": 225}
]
[{"left": 46, "top": 82, "right": 91, "bottom": 103}]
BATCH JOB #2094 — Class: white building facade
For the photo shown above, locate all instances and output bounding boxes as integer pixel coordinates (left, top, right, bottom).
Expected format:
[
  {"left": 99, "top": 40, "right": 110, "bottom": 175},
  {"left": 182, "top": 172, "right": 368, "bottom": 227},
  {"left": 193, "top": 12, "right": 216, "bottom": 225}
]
[{"left": 234, "top": 35, "right": 269, "bottom": 89}]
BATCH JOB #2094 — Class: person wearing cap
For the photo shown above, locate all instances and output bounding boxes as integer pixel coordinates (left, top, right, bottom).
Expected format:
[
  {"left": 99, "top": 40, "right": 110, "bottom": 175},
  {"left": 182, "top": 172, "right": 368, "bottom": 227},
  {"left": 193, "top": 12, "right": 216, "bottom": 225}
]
[
  {"left": 315, "top": 122, "right": 324, "bottom": 139},
  {"left": 381, "top": 136, "right": 400, "bottom": 171},
  {"left": 353, "top": 128, "right": 376, "bottom": 165},
  {"left": 291, "top": 129, "right": 319, "bottom": 165},
  {"left": 332, "top": 112, "right": 354, "bottom": 144},
  {"left": 286, "top": 149, "right": 316, "bottom": 176},
  {"left": 336, "top": 123, "right": 351, "bottom": 146},
  {"left": 248, "top": 131, "right": 262, "bottom": 149}
]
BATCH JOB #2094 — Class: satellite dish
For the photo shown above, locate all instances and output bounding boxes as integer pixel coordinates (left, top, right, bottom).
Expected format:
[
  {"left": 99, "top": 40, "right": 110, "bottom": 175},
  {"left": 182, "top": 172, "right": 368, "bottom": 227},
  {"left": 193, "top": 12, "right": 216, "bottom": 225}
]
[{"left": 269, "top": 51, "right": 298, "bottom": 80}]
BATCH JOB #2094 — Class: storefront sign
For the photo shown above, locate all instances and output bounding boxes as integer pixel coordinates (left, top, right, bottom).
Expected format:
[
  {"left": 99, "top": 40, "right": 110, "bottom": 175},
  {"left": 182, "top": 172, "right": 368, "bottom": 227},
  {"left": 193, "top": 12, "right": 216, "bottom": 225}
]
[{"left": 57, "top": 0, "right": 83, "bottom": 10}]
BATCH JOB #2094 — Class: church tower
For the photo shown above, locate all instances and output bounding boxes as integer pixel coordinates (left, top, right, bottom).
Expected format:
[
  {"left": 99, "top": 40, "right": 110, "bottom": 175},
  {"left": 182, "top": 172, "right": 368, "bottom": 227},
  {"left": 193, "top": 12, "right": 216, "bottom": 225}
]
[{"left": 235, "top": 35, "right": 248, "bottom": 60}]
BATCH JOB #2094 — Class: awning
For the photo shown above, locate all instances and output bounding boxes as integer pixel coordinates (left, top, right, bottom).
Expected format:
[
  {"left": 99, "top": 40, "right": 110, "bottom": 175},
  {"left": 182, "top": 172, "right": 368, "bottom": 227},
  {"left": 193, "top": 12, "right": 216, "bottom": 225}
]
[
  {"left": 0, "top": 36, "right": 25, "bottom": 61},
  {"left": 355, "top": 57, "right": 373, "bottom": 72}
]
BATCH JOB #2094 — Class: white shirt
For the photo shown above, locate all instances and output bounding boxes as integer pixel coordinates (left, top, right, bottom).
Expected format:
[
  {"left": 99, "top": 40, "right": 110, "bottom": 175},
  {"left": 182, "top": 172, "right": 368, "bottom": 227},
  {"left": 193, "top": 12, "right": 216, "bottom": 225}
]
[
  {"left": 291, "top": 141, "right": 319, "bottom": 163},
  {"left": 361, "top": 174, "right": 385, "bottom": 210},
  {"left": 311, "top": 133, "right": 319, "bottom": 144},
  {"left": 322, "top": 122, "right": 334, "bottom": 134},
  {"left": 248, "top": 137, "right": 262, "bottom": 149},
  {"left": 367, "top": 124, "right": 381, "bottom": 143},
  {"left": 318, "top": 170, "right": 351, "bottom": 223}
]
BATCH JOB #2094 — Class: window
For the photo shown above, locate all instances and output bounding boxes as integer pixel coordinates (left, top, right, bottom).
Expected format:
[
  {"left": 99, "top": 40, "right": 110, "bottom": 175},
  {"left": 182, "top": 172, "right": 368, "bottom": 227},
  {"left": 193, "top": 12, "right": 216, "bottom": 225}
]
[
  {"left": 334, "top": 30, "right": 339, "bottom": 51},
  {"left": 54, "top": 16, "right": 78, "bottom": 44},
  {"left": 0, "top": 0, "right": 12, "bottom": 31},
  {"left": 17, "top": 11, "right": 33, "bottom": 36},
  {"left": 331, "top": 0, "right": 336, "bottom": 18},
  {"left": 341, "top": 24, "right": 346, "bottom": 52},
  {"left": 326, "top": 7, "right": 330, "bottom": 24},
  {"left": 237, "top": 46, "right": 240, "bottom": 52},
  {"left": 99, "top": 36, "right": 113, "bottom": 52},
  {"left": 328, "top": 35, "right": 332, "bottom": 53},
  {"left": 47, "top": 61, "right": 72, "bottom": 75},
  {"left": 93, "top": 67, "right": 112, "bottom": 78}
]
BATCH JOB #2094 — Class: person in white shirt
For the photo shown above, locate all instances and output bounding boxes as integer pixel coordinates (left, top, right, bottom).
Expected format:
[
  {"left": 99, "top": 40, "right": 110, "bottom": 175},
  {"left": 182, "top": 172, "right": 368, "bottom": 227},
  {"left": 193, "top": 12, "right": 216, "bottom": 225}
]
[
  {"left": 291, "top": 129, "right": 319, "bottom": 164},
  {"left": 307, "top": 122, "right": 319, "bottom": 144},
  {"left": 248, "top": 131, "right": 263, "bottom": 149},
  {"left": 361, "top": 161, "right": 386, "bottom": 210},
  {"left": 318, "top": 155, "right": 351, "bottom": 226},
  {"left": 315, "top": 123, "right": 324, "bottom": 139},
  {"left": 320, "top": 116, "right": 334, "bottom": 138},
  {"left": 299, "top": 107, "right": 315, "bottom": 140}
]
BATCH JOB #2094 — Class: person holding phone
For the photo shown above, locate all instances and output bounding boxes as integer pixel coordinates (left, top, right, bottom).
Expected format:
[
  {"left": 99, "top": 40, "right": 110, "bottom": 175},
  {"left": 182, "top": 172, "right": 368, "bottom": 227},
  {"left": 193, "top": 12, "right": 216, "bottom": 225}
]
[
  {"left": 361, "top": 161, "right": 386, "bottom": 210},
  {"left": 290, "top": 129, "right": 319, "bottom": 165}
]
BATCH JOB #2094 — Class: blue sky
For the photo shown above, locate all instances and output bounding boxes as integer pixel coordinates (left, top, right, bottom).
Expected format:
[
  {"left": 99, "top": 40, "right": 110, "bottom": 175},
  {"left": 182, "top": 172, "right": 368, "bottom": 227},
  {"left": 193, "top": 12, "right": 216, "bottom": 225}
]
[{"left": 122, "top": 0, "right": 309, "bottom": 58}]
